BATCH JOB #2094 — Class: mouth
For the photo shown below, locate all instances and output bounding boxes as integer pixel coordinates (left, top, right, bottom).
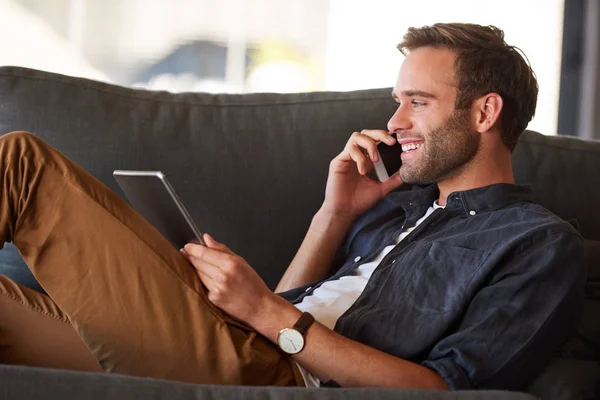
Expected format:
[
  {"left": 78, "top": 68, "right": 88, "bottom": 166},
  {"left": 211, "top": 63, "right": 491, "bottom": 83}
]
[
  {"left": 400, "top": 141, "right": 424, "bottom": 161},
  {"left": 401, "top": 142, "right": 423, "bottom": 152}
]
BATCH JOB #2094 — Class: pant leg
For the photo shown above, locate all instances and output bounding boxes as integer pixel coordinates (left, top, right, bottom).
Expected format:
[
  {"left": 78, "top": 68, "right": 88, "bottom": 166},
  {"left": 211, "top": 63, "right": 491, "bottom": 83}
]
[
  {"left": 0, "top": 275, "right": 102, "bottom": 372},
  {"left": 0, "top": 131, "right": 302, "bottom": 386}
]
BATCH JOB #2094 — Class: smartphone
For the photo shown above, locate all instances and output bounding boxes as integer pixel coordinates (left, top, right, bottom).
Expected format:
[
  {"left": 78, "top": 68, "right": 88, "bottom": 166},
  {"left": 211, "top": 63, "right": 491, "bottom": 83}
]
[
  {"left": 113, "top": 170, "right": 206, "bottom": 249},
  {"left": 373, "top": 133, "right": 403, "bottom": 182}
]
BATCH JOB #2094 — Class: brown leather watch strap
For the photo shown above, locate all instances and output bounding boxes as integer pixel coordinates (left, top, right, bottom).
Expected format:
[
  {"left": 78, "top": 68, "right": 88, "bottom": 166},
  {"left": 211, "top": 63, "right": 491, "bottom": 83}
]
[{"left": 293, "top": 312, "right": 315, "bottom": 336}]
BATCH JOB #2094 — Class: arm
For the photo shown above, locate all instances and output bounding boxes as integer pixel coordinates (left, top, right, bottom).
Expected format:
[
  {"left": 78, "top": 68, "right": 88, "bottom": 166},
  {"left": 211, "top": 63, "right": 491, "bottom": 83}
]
[
  {"left": 277, "top": 129, "right": 403, "bottom": 292},
  {"left": 254, "top": 294, "right": 448, "bottom": 389},
  {"left": 183, "top": 234, "right": 447, "bottom": 390},
  {"left": 183, "top": 227, "right": 584, "bottom": 390},
  {"left": 275, "top": 209, "right": 352, "bottom": 292}
]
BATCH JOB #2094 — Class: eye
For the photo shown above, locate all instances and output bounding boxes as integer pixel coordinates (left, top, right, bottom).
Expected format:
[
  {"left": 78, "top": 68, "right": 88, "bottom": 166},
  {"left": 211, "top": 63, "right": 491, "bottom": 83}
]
[
  {"left": 411, "top": 99, "right": 425, "bottom": 107},
  {"left": 392, "top": 100, "right": 401, "bottom": 108}
]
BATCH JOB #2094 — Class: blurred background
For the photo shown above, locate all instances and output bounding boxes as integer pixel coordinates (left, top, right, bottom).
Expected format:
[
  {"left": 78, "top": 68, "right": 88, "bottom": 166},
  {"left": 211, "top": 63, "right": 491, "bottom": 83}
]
[{"left": 1, "top": 0, "right": 598, "bottom": 138}]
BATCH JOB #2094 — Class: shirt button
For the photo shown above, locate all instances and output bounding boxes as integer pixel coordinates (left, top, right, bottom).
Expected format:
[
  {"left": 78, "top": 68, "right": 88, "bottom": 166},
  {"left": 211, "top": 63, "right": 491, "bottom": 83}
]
[
  {"left": 391, "top": 260, "right": 396, "bottom": 264},
  {"left": 469, "top": 210, "right": 477, "bottom": 216},
  {"left": 354, "top": 256, "right": 362, "bottom": 262}
]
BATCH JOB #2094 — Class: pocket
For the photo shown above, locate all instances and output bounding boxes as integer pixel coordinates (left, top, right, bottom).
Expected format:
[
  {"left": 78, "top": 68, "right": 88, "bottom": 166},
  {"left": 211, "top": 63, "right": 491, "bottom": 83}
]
[{"left": 406, "top": 241, "right": 489, "bottom": 314}]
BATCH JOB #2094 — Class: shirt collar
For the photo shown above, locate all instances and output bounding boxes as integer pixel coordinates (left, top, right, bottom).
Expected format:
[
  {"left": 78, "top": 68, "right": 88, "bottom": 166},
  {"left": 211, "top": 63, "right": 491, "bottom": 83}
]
[{"left": 388, "top": 183, "right": 535, "bottom": 217}]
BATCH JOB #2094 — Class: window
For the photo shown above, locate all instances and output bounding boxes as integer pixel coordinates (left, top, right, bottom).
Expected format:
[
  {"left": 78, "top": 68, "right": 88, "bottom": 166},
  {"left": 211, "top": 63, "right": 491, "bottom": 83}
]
[{"left": 0, "top": 0, "right": 563, "bottom": 134}]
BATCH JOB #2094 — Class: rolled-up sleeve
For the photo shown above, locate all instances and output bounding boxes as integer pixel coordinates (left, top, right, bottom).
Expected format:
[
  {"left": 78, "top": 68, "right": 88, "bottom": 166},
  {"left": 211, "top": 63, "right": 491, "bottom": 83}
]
[{"left": 422, "top": 230, "right": 586, "bottom": 390}]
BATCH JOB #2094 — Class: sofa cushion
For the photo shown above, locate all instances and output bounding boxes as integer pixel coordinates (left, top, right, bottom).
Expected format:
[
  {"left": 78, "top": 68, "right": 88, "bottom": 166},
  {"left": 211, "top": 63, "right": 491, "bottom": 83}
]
[
  {"left": 526, "top": 358, "right": 600, "bottom": 400},
  {"left": 0, "top": 244, "right": 44, "bottom": 293}
]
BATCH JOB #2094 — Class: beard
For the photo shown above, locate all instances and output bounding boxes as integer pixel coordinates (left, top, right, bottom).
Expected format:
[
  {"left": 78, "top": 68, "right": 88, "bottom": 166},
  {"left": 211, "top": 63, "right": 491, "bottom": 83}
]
[{"left": 399, "top": 109, "right": 480, "bottom": 185}]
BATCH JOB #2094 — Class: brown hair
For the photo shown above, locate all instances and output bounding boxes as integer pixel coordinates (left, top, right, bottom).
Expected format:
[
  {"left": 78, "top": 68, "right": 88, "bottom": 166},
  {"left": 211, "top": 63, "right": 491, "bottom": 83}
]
[{"left": 398, "top": 23, "right": 538, "bottom": 151}]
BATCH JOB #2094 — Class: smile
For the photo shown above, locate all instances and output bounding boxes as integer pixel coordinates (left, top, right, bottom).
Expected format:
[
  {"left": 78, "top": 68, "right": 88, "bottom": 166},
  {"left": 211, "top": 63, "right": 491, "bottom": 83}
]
[{"left": 401, "top": 143, "right": 423, "bottom": 152}]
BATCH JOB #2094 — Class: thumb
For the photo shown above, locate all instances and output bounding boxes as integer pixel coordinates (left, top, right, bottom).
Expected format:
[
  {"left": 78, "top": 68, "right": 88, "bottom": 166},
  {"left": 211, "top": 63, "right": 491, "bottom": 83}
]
[
  {"left": 380, "top": 173, "right": 404, "bottom": 196},
  {"left": 203, "top": 233, "right": 234, "bottom": 255}
]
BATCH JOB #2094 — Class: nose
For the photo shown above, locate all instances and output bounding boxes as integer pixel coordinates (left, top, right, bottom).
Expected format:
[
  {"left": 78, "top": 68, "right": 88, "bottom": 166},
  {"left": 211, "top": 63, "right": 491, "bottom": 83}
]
[{"left": 387, "top": 103, "right": 413, "bottom": 133}]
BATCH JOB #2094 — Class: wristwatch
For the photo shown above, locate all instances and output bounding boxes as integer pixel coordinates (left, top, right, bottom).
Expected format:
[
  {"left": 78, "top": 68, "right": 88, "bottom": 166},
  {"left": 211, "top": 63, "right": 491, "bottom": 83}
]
[{"left": 276, "top": 312, "right": 315, "bottom": 354}]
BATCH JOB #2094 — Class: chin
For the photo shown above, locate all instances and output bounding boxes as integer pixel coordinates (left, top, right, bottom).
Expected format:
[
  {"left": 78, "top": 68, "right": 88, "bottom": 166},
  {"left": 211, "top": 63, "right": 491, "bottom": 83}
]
[{"left": 400, "top": 170, "right": 436, "bottom": 186}]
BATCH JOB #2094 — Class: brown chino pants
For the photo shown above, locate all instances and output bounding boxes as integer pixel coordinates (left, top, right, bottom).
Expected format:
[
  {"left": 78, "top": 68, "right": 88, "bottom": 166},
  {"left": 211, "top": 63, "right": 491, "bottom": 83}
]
[{"left": 0, "top": 131, "right": 302, "bottom": 386}]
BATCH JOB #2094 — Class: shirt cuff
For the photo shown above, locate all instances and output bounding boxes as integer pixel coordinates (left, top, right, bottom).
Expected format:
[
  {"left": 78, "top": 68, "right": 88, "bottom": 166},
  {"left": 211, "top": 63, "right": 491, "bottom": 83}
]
[{"left": 422, "top": 358, "right": 474, "bottom": 390}]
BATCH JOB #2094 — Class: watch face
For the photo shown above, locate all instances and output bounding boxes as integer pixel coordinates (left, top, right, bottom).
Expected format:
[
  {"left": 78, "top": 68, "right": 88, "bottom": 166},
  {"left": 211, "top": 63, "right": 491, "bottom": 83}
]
[{"left": 277, "top": 328, "right": 305, "bottom": 354}]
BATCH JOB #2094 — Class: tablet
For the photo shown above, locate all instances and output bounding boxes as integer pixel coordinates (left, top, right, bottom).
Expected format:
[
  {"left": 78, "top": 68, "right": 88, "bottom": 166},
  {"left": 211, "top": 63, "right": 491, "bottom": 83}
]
[{"left": 113, "top": 170, "right": 206, "bottom": 249}]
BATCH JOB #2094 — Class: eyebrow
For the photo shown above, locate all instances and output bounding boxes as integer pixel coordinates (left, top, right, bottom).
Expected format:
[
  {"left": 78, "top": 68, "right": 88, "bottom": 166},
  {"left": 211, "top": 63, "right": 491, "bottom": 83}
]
[{"left": 391, "top": 90, "right": 437, "bottom": 100}]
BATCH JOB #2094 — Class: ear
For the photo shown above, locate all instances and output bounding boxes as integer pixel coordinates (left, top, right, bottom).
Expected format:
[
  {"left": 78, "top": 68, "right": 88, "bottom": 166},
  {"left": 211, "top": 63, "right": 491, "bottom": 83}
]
[{"left": 472, "top": 93, "right": 503, "bottom": 133}]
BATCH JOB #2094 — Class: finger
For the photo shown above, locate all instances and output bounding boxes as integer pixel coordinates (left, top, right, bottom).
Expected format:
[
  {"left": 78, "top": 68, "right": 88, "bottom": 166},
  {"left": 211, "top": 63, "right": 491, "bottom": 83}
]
[
  {"left": 181, "top": 247, "right": 223, "bottom": 292},
  {"left": 360, "top": 129, "right": 396, "bottom": 145},
  {"left": 352, "top": 134, "right": 380, "bottom": 163},
  {"left": 180, "top": 247, "right": 192, "bottom": 262},
  {"left": 184, "top": 243, "right": 238, "bottom": 272},
  {"left": 363, "top": 158, "right": 375, "bottom": 174},
  {"left": 380, "top": 171, "right": 404, "bottom": 195},
  {"left": 203, "top": 233, "right": 234, "bottom": 255},
  {"left": 187, "top": 253, "right": 221, "bottom": 280},
  {"left": 195, "top": 264, "right": 216, "bottom": 286},
  {"left": 348, "top": 144, "right": 370, "bottom": 175},
  {"left": 196, "top": 269, "right": 214, "bottom": 290}
]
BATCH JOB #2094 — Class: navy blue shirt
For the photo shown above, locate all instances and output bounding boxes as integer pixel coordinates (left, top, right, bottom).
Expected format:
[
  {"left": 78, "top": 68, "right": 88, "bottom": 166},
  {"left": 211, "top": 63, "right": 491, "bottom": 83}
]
[{"left": 280, "top": 183, "right": 585, "bottom": 390}]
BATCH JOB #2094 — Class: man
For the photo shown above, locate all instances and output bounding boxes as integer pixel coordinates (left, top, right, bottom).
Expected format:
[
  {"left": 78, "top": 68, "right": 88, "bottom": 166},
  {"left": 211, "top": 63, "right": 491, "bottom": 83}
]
[{"left": 0, "top": 23, "right": 585, "bottom": 391}]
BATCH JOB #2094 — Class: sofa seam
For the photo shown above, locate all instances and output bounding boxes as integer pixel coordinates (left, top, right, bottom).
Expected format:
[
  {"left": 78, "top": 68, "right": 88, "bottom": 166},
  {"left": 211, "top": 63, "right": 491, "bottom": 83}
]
[
  {"left": 520, "top": 137, "right": 600, "bottom": 155},
  {"left": 0, "top": 71, "right": 392, "bottom": 108}
]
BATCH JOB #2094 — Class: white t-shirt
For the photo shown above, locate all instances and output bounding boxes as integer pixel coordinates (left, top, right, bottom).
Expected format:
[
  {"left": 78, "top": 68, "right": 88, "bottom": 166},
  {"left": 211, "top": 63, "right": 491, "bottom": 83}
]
[{"left": 293, "top": 201, "right": 443, "bottom": 387}]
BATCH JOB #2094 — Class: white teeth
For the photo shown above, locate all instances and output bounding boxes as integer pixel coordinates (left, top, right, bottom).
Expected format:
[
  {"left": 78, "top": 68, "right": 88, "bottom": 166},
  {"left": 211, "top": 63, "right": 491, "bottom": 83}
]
[{"left": 402, "top": 143, "right": 422, "bottom": 152}]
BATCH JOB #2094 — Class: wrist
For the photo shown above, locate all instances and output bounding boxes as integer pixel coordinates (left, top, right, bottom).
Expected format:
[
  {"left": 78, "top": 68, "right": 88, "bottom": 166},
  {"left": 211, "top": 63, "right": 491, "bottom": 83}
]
[
  {"left": 313, "top": 207, "right": 355, "bottom": 233},
  {"left": 250, "top": 294, "right": 302, "bottom": 343}
]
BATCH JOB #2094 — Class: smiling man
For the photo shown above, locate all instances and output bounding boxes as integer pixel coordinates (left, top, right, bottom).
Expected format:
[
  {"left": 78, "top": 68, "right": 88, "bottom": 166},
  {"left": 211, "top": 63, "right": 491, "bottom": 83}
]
[{"left": 0, "top": 23, "right": 585, "bottom": 391}]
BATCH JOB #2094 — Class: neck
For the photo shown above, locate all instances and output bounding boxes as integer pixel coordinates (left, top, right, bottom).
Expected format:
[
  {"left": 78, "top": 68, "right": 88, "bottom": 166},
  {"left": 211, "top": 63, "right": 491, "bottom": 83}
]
[{"left": 436, "top": 144, "right": 514, "bottom": 206}]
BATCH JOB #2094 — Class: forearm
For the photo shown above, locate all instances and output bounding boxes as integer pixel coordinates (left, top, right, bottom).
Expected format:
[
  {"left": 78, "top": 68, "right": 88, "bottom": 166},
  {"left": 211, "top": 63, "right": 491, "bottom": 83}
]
[
  {"left": 275, "top": 209, "right": 353, "bottom": 293},
  {"left": 253, "top": 295, "right": 448, "bottom": 389}
]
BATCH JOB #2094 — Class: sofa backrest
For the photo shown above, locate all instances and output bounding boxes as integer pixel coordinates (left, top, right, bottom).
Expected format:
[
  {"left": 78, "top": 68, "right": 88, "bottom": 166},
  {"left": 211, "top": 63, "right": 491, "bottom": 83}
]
[
  {"left": 0, "top": 67, "right": 599, "bottom": 295},
  {"left": 512, "top": 130, "right": 600, "bottom": 360}
]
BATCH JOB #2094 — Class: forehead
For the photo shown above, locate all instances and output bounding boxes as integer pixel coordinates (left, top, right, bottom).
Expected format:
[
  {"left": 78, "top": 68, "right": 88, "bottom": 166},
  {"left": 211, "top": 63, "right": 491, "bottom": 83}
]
[{"left": 394, "top": 46, "right": 458, "bottom": 98}]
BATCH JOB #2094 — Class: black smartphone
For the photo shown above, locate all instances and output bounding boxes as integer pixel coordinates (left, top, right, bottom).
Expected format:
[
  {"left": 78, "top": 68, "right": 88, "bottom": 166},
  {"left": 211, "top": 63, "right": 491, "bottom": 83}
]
[{"left": 373, "top": 133, "right": 403, "bottom": 182}]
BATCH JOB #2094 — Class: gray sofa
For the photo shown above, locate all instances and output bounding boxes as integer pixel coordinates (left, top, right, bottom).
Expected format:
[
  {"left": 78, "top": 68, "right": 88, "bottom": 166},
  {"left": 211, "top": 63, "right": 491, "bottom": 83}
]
[{"left": 0, "top": 66, "right": 599, "bottom": 399}]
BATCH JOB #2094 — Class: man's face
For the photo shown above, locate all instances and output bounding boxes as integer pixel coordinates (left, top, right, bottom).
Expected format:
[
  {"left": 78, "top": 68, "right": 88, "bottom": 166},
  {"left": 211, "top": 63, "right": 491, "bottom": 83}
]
[{"left": 388, "top": 46, "right": 480, "bottom": 185}]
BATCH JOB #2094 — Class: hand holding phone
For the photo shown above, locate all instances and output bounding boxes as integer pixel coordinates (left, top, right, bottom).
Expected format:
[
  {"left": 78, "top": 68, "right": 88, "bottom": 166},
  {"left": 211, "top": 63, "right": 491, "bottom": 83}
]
[{"left": 373, "top": 133, "right": 403, "bottom": 182}]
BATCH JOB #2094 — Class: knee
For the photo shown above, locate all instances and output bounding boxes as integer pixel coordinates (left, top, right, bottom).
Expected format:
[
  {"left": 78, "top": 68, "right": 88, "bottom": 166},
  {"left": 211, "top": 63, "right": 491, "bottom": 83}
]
[
  {"left": 1, "top": 131, "right": 38, "bottom": 149},
  {"left": 2, "top": 131, "right": 35, "bottom": 141},
  {"left": 0, "top": 131, "right": 45, "bottom": 158}
]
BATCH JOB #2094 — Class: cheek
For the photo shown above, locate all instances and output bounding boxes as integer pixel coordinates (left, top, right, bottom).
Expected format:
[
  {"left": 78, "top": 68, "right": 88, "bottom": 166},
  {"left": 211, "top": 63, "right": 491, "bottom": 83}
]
[{"left": 415, "top": 111, "right": 444, "bottom": 134}]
